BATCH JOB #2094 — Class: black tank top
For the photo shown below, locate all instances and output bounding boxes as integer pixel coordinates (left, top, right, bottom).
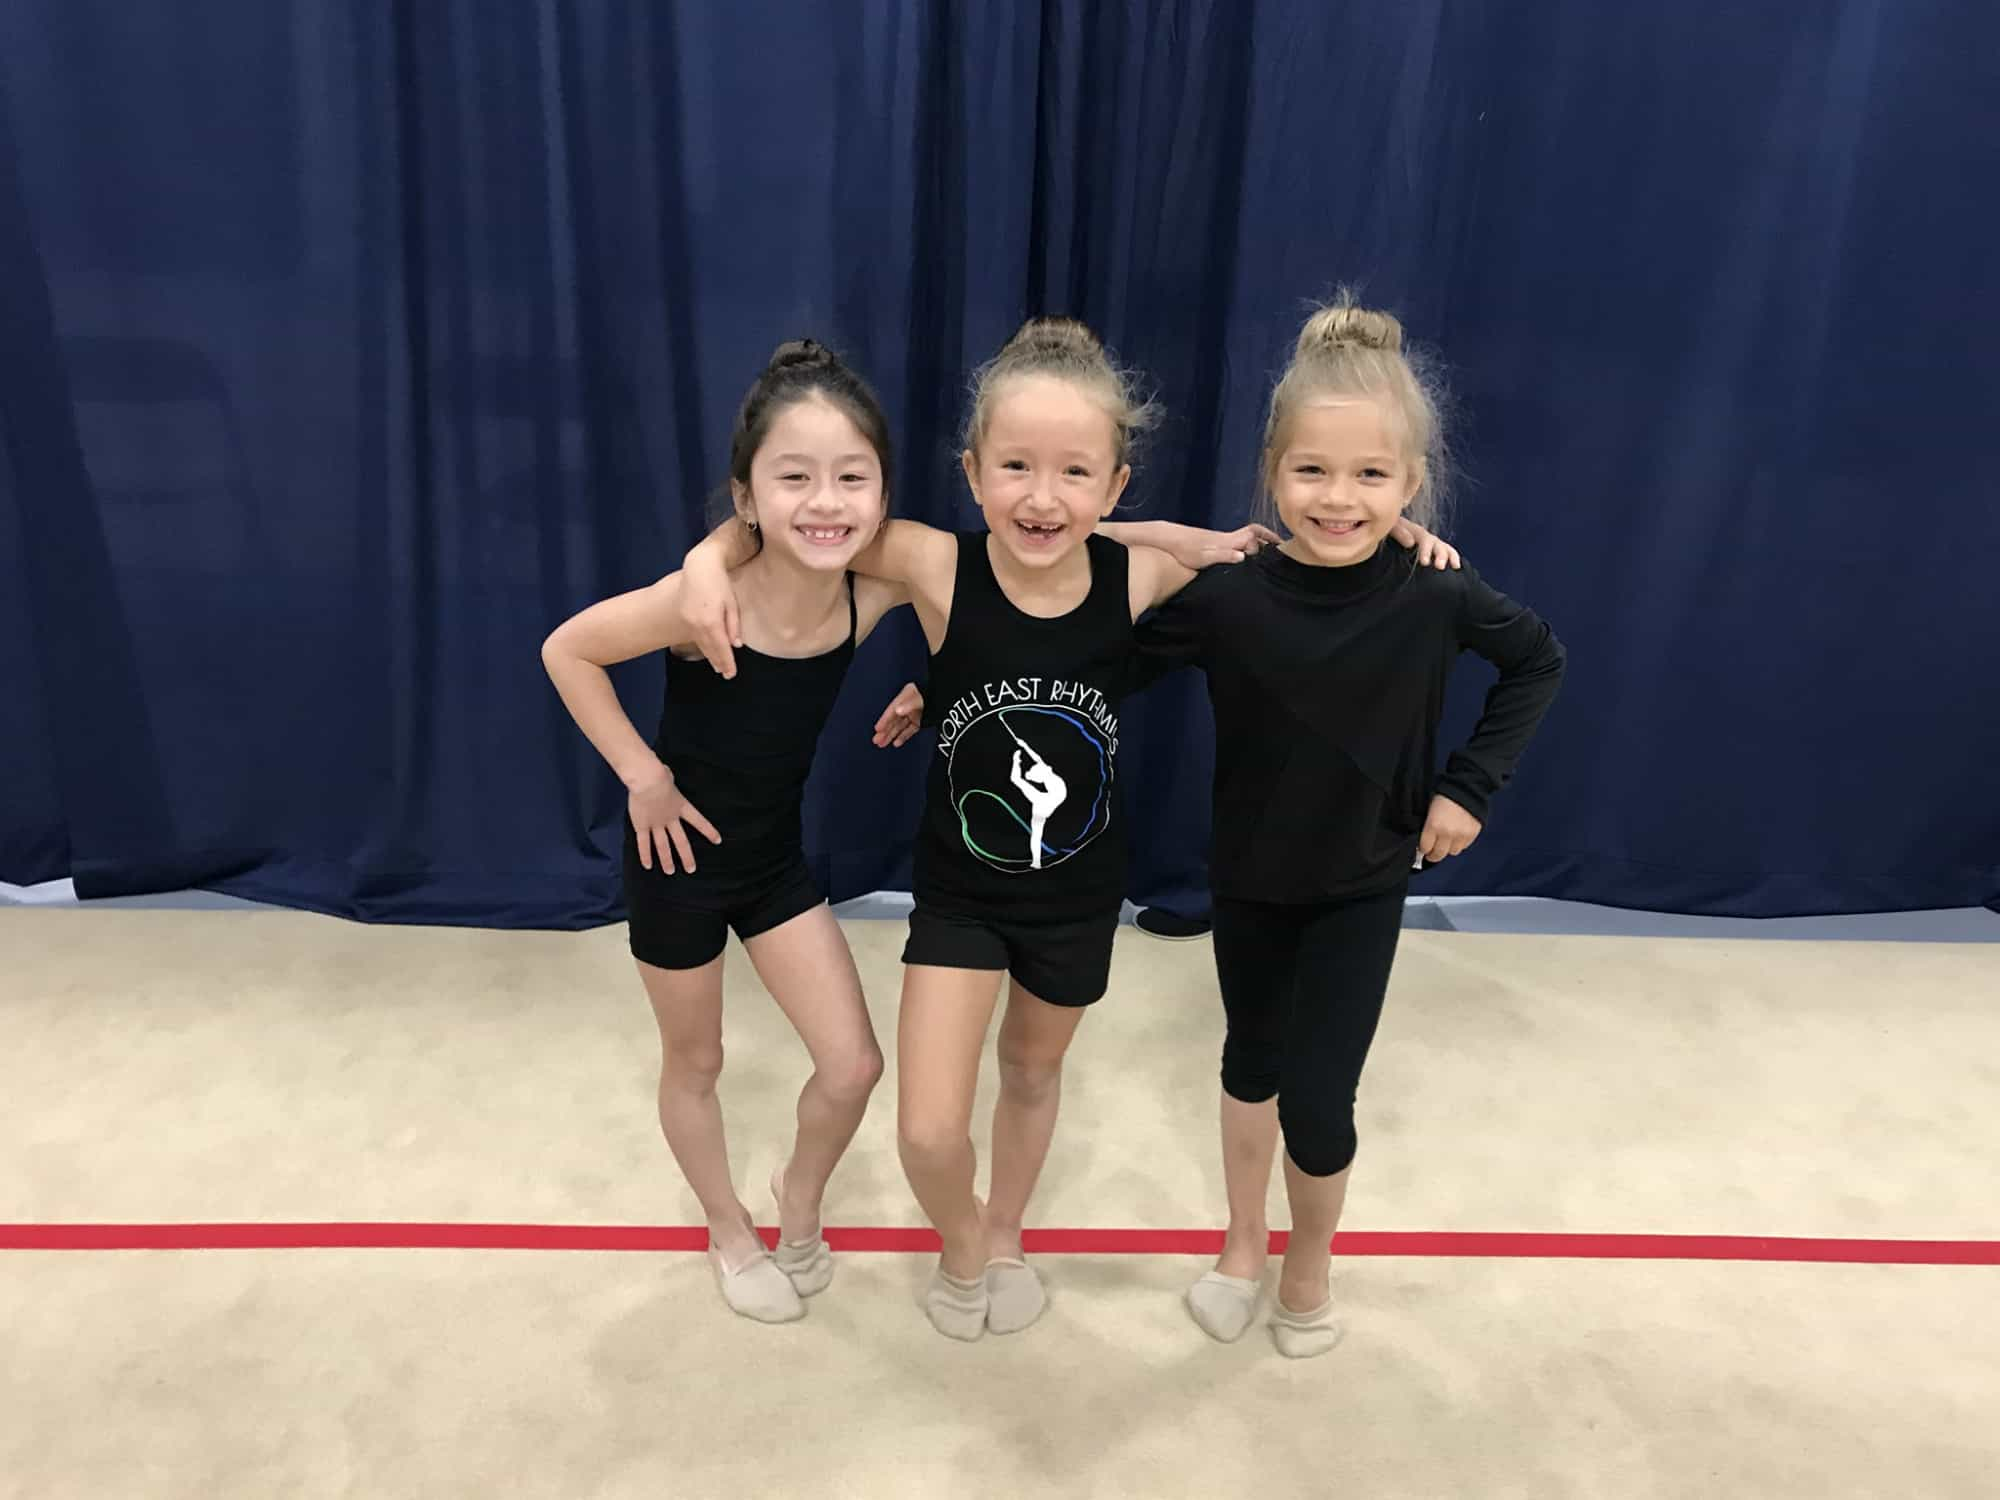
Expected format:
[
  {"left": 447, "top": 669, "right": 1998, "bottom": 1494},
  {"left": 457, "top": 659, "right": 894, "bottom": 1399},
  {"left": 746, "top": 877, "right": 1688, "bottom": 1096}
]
[
  {"left": 914, "top": 533, "right": 1131, "bottom": 920},
  {"left": 654, "top": 576, "right": 856, "bottom": 872}
]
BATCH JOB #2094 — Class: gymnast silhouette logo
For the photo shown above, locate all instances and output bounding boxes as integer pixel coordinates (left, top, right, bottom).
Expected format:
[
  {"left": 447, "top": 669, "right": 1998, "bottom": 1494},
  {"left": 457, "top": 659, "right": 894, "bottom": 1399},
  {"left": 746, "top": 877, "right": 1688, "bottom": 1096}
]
[
  {"left": 947, "top": 703, "right": 1113, "bottom": 873},
  {"left": 1007, "top": 725, "right": 1067, "bottom": 871}
]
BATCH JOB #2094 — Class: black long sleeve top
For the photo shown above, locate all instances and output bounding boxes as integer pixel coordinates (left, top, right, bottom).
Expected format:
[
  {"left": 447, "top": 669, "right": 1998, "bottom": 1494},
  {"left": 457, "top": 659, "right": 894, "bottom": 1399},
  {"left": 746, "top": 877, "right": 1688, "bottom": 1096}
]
[{"left": 1131, "top": 542, "right": 1565, "bottom": 903}]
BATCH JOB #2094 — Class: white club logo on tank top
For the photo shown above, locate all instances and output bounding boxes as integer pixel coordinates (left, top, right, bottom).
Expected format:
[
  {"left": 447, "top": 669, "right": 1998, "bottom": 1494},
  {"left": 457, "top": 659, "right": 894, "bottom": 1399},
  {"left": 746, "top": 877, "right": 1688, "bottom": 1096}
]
[{"left": 934, "top": 675, "right": 1118, "bottom": 873}]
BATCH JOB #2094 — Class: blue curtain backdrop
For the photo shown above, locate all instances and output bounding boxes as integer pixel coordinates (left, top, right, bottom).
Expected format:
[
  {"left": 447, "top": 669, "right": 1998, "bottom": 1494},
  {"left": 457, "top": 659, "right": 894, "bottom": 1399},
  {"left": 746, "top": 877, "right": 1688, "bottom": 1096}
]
[{"left": 2, "top": 2, "right": 1994, "bottom": 924}]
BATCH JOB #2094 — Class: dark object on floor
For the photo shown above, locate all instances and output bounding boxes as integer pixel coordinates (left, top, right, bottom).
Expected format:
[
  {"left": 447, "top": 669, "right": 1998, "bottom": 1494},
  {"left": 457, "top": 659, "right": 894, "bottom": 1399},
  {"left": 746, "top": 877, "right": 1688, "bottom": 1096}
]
[{"left": 1135, "top": 907, "right": 1212, "bottom": 940}]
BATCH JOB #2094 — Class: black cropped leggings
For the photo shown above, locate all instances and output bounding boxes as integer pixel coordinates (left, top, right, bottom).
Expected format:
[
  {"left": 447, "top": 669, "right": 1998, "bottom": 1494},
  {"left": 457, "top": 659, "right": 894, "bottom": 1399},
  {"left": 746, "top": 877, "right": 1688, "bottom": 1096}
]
[{"left": 1209, "top": 881, "right": 1407, "bottom": 1178}]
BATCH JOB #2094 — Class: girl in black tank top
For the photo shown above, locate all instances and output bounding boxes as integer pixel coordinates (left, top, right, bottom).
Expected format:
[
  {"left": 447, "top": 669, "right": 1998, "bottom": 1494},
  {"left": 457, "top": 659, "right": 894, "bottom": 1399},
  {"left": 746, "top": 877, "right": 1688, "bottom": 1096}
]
[
  {"left": 542, "top": 341, "right": 923, "bottom": 1328},
  {"left": 648, "top": 578, "right": 856, "bottom": 879},
  {"left": 681, "top": 318, "right": 1273, "bottom": 1342},
  {"left": 913, "top": 531, "right": 1131, "bottom": 922}
]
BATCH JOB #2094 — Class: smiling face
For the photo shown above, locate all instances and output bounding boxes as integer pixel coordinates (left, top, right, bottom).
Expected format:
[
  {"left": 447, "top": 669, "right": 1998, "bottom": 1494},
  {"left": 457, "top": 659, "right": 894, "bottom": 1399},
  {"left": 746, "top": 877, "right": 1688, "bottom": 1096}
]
[
  {"left": 1268, "top": 396, "right": 1424, "bottom": 567},
  {"left": 961, "top": 374, "right": 1131, "bottom": 571},
  {"left": 730, "top": 394, "right": 887, "bottom": 570}
]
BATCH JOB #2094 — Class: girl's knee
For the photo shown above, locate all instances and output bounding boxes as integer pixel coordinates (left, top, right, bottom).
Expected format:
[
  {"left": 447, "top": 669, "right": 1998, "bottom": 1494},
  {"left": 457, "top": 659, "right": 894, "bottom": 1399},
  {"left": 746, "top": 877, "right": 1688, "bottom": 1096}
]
[
  {"left": 1286, "top": 1139, "right": 1356, "bottom": 1178},
  {"left": 824, "top": 1043, "right": 885, "bottom": 1102},
  {"left": 897, "top": 1091, "right": 968, "bottom": 1167},
  {"left": 896, "top": 1116, "right": 966, "bottom": 1171},
  {"left": 1278, "top": 1096, "right": 1357, "bottom": 1178},
  {"left": 995, "top": 1039, "right": 1064, "bottom": 1100},
  {"left": 663, "top": 1039, "right": 725, "bottom": 1092},
  {"left": 1219, "top": 1041, "right": 1281, "bottom": 1104}
]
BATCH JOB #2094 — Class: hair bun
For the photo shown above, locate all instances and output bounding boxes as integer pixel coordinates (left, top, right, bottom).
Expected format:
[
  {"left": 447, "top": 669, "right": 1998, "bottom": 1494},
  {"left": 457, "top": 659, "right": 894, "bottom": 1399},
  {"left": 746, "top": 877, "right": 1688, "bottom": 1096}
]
[
  {"left": 1003, "top": 316, "right": 1103, "bottom": 361},
  {"left": 767, "top": 338, "right": 837, "bottom": 373},
  {"left": 1296, "top": 300, "right": 1404, "bottom": 357}
]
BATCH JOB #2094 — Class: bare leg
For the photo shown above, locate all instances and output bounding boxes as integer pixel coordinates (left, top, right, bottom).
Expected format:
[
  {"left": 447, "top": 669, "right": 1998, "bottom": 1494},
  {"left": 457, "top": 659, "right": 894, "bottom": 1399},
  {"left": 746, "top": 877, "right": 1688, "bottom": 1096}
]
[
  {"left": 896, "top": 963, "right": 1003, "bottom": 1281},
  {"left": 634, "top": 956, "right": 760, "bottom": 1266},
  {"left": 983, "top": 980, "right": 1087, "bottom": 1263},
  {"left": 742, "top": 904, "right": 884, "bottom": 1241},
  {"left": 1184, "top": 1090, "right": 1282, "bottom": 1341},
  {"left": 1214, "top": 1091, "right": 1281, "bottom": 1279},
  {"left": 1278, "top": 1152, "right": 1353, "bottom": 1312}
]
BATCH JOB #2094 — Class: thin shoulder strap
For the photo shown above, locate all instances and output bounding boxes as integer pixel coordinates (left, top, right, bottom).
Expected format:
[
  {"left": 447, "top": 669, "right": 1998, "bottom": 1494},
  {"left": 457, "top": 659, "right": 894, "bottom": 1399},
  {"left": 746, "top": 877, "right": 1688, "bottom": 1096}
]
[
  {"left": 845, "top": 571, "right": 859, "bottom": 644},
  {"left": 954, "top": 529, "right": 998, "bottom": 601},
  {"left": 1087, "top": 532, "right": 1130, "bottom": 618}
]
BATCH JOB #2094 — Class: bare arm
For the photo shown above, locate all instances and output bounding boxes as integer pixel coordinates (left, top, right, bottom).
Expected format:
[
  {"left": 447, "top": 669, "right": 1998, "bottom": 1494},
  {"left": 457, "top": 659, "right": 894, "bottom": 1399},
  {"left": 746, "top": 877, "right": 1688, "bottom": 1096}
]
[
  {"left": 1125, "top": 544, "right": 1202, "bottom": 619},
  {"left": 681, "top": 519, "right": 958, "bottom": 674},
  {"left": 853, "top": 574, "right": 913, "bottom": 644},
  {"left": 1099, "top": 518, "right": 1278, "bottom": 565},
  {"left": 540, "top": 575, "right": 693, "bottom": 785},
  {"left": 856, "top": 574, "right": 926, "bottom": 749},
  {"left": 1104, "top": 515, "right": 1462, "bottom": 577},
  {"left": 1095, "top": 520, "right": 1280, "bottom": 619},
  {"left": 849, "top": 518, "right": 957, "bottom": 592},
  {"left": 539, "top": 575, "right": 722, "bottom": 872}
]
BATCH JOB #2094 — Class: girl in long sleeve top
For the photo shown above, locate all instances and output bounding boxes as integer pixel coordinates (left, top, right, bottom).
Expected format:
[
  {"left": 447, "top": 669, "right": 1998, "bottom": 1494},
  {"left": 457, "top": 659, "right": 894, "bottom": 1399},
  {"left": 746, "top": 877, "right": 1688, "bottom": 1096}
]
[{"left": 1130, "top": 295, "right": 1564, "bottom": 1358}]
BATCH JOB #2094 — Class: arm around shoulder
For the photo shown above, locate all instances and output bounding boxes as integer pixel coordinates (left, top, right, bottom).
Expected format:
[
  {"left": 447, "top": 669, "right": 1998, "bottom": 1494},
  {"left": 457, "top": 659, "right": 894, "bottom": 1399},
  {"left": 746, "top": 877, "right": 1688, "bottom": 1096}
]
[
  {"left": 856, "top": 518, "right": 955, "bottom": 590},
  {"left": 853, "top": 574, "right": 913, "bottom": 643},
  {"left": 1125, "top": 543, "right": 1199, "bottom": 619}
]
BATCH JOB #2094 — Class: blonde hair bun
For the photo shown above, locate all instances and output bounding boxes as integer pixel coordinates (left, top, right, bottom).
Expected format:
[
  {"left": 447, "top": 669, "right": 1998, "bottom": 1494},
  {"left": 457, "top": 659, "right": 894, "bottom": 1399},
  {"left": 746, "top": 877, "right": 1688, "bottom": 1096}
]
[
  {"left": 964, "top": 316, "right": 1157, "bottom": 465},
  {"left": 1004, "top": 316, "right": 1105, "bottom": 360},
  {"left": 1296, "top": 300, "right": 1404, "bottom": 357}
]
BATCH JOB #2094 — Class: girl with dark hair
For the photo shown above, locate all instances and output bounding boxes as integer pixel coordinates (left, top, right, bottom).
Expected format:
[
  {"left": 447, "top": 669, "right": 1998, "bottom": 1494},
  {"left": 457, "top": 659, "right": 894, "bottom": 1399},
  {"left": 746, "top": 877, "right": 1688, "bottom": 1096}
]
[{"left": 542, "top": 341, "right": 922, "bottom": 1324}]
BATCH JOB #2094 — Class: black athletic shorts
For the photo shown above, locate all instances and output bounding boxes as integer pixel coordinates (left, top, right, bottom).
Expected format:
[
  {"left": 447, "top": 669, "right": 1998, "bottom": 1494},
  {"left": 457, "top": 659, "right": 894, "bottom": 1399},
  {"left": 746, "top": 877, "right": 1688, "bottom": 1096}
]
[
  {"left": 621, "top": 830, "right": 823, "bottom": 971},
  {"left": 901, "top": 898, "right": 1122, "bottom": 1008}
]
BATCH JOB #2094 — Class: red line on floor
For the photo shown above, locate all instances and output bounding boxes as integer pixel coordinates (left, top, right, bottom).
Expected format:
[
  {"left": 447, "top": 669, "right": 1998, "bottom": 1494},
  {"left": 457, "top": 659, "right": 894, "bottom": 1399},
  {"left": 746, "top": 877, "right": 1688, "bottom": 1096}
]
[{"left": 1, "top": 1224, "right": 1995, "bottom": 1264}]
